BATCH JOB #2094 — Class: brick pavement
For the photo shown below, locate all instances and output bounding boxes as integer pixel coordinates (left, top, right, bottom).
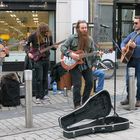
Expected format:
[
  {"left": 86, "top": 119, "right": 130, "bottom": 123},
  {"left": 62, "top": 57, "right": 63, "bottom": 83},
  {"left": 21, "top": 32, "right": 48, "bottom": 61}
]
[{"left": 0, "top": 67, "right": 140, "bottom": 140}]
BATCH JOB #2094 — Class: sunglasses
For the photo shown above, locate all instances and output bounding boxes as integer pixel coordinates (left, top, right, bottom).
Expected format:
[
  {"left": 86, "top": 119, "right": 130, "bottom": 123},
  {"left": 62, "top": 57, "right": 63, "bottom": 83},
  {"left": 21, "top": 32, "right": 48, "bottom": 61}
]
[{"left": 134, "top": 22, "right": 138, "bottom": 25}]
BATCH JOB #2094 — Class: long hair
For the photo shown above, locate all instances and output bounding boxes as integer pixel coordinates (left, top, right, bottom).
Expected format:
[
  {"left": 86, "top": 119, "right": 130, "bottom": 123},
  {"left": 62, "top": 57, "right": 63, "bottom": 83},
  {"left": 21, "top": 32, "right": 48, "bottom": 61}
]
[
  {"left": 75, "top": 20, "right": 89, "bottom": 50},
  {"left": 36, "top": 22, "right": 51, "bottom": 44},
  {"left": 134, "top": 15, "right": 140, "bottom": 20}
]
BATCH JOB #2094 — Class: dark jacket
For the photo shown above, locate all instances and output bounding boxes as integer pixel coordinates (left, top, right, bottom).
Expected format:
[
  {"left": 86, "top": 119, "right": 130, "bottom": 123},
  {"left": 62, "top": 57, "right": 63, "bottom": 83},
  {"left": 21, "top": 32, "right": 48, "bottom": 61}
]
[
  {"left": 24, "top": 32, "right": 53, "bottom": 60},
  {"left": 50, "top": 62, "right": 68, "bottom": 83}
]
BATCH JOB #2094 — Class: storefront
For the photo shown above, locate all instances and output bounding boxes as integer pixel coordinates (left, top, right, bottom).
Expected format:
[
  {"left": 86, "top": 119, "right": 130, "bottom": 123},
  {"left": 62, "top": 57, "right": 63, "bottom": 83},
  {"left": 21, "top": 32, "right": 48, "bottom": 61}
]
[{"left": 0, "top": 0, "right": 56, "bottom": 71}]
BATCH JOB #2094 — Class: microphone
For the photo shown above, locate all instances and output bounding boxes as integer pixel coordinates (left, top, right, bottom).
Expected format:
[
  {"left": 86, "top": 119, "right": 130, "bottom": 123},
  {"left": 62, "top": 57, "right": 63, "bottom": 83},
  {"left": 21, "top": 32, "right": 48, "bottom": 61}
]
[{"left": 100, "top": 24, "right": 110, "bottom": 28}]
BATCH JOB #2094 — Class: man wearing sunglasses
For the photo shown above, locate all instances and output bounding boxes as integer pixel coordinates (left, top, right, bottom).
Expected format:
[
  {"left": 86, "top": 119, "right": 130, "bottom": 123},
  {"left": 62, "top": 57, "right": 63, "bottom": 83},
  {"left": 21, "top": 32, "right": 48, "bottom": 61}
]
[{"left": 120, "top": 16, "right": 140, "bottom": 107}]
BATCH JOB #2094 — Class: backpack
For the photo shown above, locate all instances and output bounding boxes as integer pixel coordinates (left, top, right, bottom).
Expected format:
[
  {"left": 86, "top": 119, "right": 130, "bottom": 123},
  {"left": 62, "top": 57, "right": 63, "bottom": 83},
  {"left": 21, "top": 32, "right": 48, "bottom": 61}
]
[{"left": 0, "top": 73, "right": 20, "bottom": 107}]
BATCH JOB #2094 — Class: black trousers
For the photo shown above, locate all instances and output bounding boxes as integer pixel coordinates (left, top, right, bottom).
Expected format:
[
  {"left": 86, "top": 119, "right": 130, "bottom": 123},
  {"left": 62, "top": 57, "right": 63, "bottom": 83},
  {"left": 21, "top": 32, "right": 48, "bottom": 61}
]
[
  {"left": 70, "top": 67, "right": 93, "bottom": 107},
  {"left": 33, "top": 60, "right": 49, "bottom": 99}
]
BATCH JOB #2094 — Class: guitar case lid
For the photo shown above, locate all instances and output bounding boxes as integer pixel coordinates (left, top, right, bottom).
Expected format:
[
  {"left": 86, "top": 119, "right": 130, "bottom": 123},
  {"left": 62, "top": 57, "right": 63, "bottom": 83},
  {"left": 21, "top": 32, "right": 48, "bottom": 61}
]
[{"left": 58, "top": 90, "right": 130, "bottom": 138}]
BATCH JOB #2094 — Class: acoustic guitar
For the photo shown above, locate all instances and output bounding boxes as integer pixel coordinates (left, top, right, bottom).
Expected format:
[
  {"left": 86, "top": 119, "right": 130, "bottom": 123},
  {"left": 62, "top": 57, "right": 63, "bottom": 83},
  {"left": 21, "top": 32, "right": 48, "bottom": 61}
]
[
  {"left": 0, "top": 44, "right": 7, "bottom": 58},
  {"left": 61, "top": 48, "right": 113, "bottom": 71},
  {"left": 120, "top": 32, "right": 140, "bottom": 63},
  {"left": 61, "top": 50, "right": 99, "bottom": 71},
  {"left": 0, "top": 40, "right": 26, "bottom": 58}
]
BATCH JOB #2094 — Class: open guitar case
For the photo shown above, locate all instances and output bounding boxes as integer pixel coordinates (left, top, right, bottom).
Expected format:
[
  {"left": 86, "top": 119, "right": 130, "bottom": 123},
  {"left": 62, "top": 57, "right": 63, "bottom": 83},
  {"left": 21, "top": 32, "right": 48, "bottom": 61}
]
[{"left": 58, "top": 90, "right": 130, "bottom": 138}]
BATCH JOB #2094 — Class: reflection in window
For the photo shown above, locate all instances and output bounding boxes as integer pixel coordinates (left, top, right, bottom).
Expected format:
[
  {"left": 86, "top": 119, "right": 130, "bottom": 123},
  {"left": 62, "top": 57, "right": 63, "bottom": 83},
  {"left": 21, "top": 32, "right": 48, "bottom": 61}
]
[
  {"left": 0, "top": 11, "right": 49, "bottom": 51},
  {"left": 98, "top": 5, "right": 113, "bottom": 42}
]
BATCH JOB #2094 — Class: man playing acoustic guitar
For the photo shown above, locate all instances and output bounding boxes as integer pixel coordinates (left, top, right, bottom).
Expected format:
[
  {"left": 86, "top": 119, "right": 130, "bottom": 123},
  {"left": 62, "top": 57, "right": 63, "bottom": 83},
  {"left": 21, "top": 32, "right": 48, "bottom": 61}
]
[
  {"left": 61, "top": 20, "right": 98, "bottom": 109},
  {"left": 120, "top": 16, "right": 140, "bottom": 107}
]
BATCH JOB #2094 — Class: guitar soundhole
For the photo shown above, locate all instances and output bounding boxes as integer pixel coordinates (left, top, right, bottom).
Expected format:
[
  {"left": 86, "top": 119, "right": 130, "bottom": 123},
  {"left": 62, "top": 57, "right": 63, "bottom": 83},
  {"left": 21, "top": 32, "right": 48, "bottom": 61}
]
[{"left": 63, "top": 56, "right": 76, "bottom": 66}]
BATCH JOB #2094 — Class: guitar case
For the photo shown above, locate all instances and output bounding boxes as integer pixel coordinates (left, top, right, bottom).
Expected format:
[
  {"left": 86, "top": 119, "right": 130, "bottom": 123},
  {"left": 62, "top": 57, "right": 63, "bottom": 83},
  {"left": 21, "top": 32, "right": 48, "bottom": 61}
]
[{"left": 58, "top": 90, "right": 130, "bottom": 138}]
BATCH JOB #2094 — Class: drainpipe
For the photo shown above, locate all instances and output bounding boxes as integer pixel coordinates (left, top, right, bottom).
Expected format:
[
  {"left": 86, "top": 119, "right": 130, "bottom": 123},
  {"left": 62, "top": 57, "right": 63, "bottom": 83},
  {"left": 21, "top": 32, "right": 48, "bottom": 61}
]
[{"left": 88, "top": 0, "right": 94, "bottom": 23}]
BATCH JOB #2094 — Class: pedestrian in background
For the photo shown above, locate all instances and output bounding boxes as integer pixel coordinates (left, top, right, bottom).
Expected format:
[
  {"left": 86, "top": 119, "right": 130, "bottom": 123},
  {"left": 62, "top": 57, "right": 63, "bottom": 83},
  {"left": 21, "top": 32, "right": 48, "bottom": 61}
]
[{"left": 92, "top": 68, "right": 105, "bottom": 93}]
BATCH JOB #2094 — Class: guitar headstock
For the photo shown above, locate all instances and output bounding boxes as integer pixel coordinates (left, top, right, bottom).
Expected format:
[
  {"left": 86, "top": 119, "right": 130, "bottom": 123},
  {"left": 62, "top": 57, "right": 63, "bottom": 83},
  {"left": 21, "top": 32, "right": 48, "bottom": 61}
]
[
  {"left": 19, "top": 40, "right": 26, "bottom": 46},
  {"left": 101, "top": 48, "right": 114, "bottom": 54}
]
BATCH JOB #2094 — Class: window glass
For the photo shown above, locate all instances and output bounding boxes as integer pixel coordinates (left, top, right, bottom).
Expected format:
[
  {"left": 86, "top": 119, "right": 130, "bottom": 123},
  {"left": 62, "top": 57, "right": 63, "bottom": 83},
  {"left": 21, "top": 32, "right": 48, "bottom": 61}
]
[
  {"left": 98, "top": 5, "right": 113, "bottom": 42},
  {"left": 121, "top": 9, "right": 134, "bottom": 40},
  {"left": 0, "top": 11, "right": 55, "bottom": 62}
]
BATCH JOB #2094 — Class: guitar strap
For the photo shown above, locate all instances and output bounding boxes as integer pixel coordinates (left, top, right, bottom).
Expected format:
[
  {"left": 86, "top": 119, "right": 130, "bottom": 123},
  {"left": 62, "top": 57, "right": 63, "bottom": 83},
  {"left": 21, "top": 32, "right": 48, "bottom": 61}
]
[{"left": 130, "top": 31, "right": 140, "bottom": 43}]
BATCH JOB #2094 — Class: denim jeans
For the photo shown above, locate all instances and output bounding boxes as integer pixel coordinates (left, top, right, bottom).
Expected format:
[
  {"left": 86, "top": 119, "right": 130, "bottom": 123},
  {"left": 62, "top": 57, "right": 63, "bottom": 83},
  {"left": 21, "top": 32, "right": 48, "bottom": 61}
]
[
  {"left": 92, "top": 69, "right": 105, "bottom": 93},
  {"left": 126, "top": 58, "right": 140, "bottom": 101}
]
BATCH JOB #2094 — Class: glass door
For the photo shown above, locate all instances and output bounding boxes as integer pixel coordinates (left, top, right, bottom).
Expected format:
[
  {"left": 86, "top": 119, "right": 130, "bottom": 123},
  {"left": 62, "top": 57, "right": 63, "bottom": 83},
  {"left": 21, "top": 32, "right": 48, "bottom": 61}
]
[{"left": 114, "top": 1, "right": 140, "bottom": 58}]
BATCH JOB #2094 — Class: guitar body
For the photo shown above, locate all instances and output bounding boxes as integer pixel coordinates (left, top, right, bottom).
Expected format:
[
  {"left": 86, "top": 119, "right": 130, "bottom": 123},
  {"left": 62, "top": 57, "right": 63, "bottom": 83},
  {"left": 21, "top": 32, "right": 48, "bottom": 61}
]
[
  {"left": 61, "top": 49, "right": 110, "bottom": 70},
  {"left": 0, "top": 44, "right": 6, "bottom": 58},
  {"left": 29, "top": 47, "right": 40, "bottom": 61},
  {"left": 120, "top": 43, "right": 134, "bottom": 64},
  {"left": 29, "top": 44, "right": 47, "bottom": 61},
  {"left": 121, "top": 32, "right": 140, "bottom": 64},
  {"left": 61, "top": 50, "right": 86, "bottom": 71}
]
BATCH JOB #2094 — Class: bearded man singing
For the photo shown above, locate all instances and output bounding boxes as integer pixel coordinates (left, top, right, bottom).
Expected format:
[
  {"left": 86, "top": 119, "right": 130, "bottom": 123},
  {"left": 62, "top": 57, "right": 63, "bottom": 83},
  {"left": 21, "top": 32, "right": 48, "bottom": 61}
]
[{"left": 61, "top": 20, "right": 97, "bottom": 109}]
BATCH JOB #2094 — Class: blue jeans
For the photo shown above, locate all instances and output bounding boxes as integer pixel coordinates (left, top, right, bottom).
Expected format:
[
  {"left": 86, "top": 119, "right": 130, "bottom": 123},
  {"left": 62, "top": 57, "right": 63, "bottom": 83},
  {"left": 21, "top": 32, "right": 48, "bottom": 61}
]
[
  {"left": 126, "top": 58, "right": 140, "bottom": 101},
  {"left": 92, "top": 69, "right": 105, "bottom": 93}
]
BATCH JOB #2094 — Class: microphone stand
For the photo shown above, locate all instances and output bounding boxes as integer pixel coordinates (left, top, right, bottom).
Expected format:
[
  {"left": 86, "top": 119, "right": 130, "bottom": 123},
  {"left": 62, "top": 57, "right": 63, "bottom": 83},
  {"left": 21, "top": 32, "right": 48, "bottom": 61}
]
[
  {"left": 112, "top": 39, "right": 120, "bottom": 115},
  {"left": 101, "top": 26, "right": 124, "bottom": 115}
]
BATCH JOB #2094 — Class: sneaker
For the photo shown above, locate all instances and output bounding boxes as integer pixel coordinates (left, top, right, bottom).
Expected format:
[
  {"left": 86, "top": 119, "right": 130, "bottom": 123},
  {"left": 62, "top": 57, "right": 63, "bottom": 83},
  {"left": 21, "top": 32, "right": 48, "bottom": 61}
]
[
  {"left": 43, "top": 95, "right": 50, "bottom": 101},
  {"left": 135, "top": 100, "right": 140, "bottom": 107},
  {"left": 74, "top": 103, "right": 81, "bottom": 109},
  {"left": 74, "top": 105, "right": 81, "bottom": 109},
  {"left": 35, "top": 98, "right": 42, "bottom": 104},
  {"left": 120, "top": 99, "right": 129, "bottom": 105}
]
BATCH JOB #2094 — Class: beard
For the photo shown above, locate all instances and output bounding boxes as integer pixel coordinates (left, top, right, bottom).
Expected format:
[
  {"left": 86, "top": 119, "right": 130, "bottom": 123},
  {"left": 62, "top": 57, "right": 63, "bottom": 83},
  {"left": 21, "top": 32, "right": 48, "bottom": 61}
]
[{"left": 78, "top": 31, "right": 89, "bottom": 50}]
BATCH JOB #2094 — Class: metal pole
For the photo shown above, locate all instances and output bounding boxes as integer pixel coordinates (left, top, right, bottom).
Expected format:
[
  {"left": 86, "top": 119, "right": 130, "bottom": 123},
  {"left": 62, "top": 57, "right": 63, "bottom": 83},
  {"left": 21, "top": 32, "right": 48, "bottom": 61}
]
[
  {"left": 128, "top": 68, "right": 136, "bottom": 110},
  {"left": 88, "top": 0, "right": 94, "bottom": 23},
  {"left": 24, "top": 70, "right": 33, "bottom": 128},
  {"left": 64, "top": 87, "right": 68, "bottom": 97}
]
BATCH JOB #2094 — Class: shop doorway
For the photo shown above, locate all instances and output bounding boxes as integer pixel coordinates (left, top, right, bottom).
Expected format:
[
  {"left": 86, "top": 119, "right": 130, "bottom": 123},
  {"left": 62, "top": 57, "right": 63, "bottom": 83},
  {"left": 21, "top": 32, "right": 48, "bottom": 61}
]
[{"left": 113, "top": 1, "right": 140, "bottom": 58}]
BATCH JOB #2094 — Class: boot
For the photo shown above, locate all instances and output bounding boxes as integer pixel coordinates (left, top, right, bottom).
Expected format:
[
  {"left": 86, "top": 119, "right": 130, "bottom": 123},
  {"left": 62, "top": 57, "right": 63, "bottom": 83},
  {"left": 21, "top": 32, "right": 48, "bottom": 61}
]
[
  {"left": 135, "top": 100, "right": 140, "bottom": 107},
  {"left": 120, "top": 98, "right": 129, "bottom": 105}
]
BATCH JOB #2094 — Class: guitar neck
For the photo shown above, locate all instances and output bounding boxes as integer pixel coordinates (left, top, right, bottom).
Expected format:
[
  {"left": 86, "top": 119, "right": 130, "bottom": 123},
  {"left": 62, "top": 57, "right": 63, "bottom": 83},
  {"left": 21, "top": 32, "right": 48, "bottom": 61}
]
[
  {"left": 39, "top": 39, "right": 65, "bottom": 54},
  {"left": 6, "top": 40, "right": 26, "bottom": 49},
  {"left": 81, "top": 52, "right": 97, "bottom": 59},
  {"left": 79, "top": 49, "right": 111, "bottom": 59},
  {"left": 39, "top": 45, "right": 54, "bottom": 53},
  {"left": 6, "top": 43, "right": 20, "bottom": 49}
]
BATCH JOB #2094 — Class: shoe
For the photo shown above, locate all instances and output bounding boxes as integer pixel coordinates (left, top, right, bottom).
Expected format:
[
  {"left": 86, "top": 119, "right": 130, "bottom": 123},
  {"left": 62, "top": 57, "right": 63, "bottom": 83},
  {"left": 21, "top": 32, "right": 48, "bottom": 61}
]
[
  {"left": 120, "top": 99, "right": 129, "bottom": 105},
  {"left": 135, "top": 100, "right": 140, "bottom": 107},
  {"left": 74, "top": 105, "right": 81, "bottom": 109},
  {"left": 74, "top": 103, "right": 81, "bottom": 109},
  {"left": 43, "top": 95, "right": 50, "bottom": 101},
  {"left": 35, "top": 98, "right": 42, "bottom": 104}
]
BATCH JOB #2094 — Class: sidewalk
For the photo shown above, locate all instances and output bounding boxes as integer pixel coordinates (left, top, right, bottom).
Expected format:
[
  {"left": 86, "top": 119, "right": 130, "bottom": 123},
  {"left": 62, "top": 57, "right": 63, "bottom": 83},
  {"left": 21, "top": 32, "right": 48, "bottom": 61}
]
[{"left": 0, "top": 67, "right": 140, "bottom": 140}]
